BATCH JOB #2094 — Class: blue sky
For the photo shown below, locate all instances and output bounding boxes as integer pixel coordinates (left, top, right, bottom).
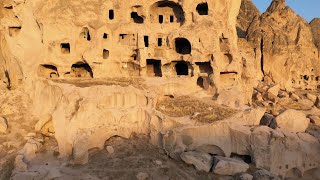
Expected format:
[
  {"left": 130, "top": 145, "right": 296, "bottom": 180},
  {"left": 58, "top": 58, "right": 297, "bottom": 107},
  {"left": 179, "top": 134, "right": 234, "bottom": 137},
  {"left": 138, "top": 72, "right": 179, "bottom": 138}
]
[{"left": 252, "top": 0, "right": 320, "bottom": 22}]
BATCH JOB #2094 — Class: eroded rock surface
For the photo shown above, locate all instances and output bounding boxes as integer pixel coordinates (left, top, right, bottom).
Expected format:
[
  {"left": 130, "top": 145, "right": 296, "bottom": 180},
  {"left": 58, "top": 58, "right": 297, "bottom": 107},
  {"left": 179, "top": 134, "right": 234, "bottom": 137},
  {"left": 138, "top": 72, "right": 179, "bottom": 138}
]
[{"left": 0, "top": 0, "right": 320, "bottom": 179}]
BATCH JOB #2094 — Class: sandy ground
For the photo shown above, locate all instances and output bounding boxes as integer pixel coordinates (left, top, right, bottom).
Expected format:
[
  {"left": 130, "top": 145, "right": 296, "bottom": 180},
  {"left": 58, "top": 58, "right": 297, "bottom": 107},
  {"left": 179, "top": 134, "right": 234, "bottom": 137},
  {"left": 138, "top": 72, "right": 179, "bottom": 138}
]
[{"left": 10, "top": 135, "right": 226, "bottom": 180}]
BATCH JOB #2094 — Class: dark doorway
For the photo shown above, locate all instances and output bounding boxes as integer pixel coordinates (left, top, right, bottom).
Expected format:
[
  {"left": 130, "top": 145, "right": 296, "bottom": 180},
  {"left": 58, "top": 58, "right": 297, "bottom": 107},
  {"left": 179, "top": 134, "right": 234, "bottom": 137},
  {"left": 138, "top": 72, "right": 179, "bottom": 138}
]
[
  {"left": 61, "top": 43, "right": 70, "bottom": 54},
  {"left": 159, "top": 15, "right": 164, "bottom": 23},
  {"left": 144, "top": 36, "right": 149, "bottom": 47},
  {"left": 175, "top": 38, "right": 191, "bottom": 54},
  {"left": 71, "top": 62, "right": 93, "bottom": 78},
  {"left": 196, "top": 3, "right": 208, "bottom": 15},
  {"left": 131, "top": 12, "right": 144, "bottom": 23},
  {"left": 109, "top": 10, "right": 114, "bottom": 20},
  {"left": 175, "top": 61, "right": 189, "bottom": 76},
  {"left": 103, "top": 49, "right": 109, "bottom": 59},
  {"left": 147, "top": 59, "right": 162, "bottom": 77},
  {"left": 158, "top": 38, "right": 162, "bottom": 46},
  {"left": 103, "top": 33, "right": 108, "bottom": 39},
  {"left": 170, "top": 15, "right": 174, "bottom": 23}
]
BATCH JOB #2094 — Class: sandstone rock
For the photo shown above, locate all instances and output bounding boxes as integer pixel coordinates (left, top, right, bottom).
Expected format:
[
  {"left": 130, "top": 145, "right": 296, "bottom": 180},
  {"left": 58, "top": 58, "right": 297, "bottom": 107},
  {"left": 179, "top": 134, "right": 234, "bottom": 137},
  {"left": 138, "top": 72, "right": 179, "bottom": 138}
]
[
  {"left": 73, "top": 135, "right": 89, "bottom": 165},
  {"left": 246, "top": 0, "right": 320, "bottom": 90},
  {"left": 14, "top": 155, "right": 28, "bottom": 172},
  {"left": 0, "top": 117, "right": 8, "bottom": 133},
  {"left": 136, "top": 172, "right": 149, "bottom": 180},
  {"left": 290, "top": 93, "right": 300, "bottom": 101},
  {"left": 267, "top": 85, "right": 280, "bottom": 102},
  {"left": 236, "top": 0, "right": 260, "bottom": 38},
  {"left": 297, "top": 99, "right": 314, "bottom": 109},
  {"left": 212, "top": 156, "right": 249, "bottom": 176},
  {"left": 306, "top": 93, "right": 317, "bottom": 103},
  {"left": 21, "top": 138, "right": 43, "bottom": 161},
  {"left": 275, "top": 109, "right": 309, "bottom": 133},
  {"left": 106, "top": 146, "right": 114, "bottom": 154},
  {"left": 180, "top": 151, "right": 213, "bottom": 172},
  {"left": 315, "top": 97, "right": 320, "bottom": 109},
  {"left": 34, "top": 114, "right": 52, "bottom": 132},
  {"left": 252, "top": 169, "right": 280, "bottom": 180},
  {"left": 308, "top": 115, "right": 320, "bottom": 125}
]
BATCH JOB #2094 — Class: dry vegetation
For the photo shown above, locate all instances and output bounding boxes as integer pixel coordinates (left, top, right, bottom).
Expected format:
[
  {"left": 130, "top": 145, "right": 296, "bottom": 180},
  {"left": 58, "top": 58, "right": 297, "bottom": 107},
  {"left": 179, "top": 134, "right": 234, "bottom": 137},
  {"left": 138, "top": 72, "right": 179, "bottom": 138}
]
[
  {"left": 156, "top": 96, "right": 238, "bottom": 123},
  {"left": 52, "top": 77, "right": 147, "bottom": 89}
]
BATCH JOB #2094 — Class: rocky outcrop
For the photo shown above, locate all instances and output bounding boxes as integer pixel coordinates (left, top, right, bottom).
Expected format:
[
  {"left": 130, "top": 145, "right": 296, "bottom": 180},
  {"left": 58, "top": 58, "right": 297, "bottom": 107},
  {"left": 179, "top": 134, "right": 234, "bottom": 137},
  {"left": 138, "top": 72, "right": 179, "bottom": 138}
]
[
  {"left": 237, "top": 0, "right": 260, "bottom": 38},
  {"left": 246, "top": 0, "right": 320, "bottom": 90},
  {"left": 275, "top": 109, "right": 309, "bottom": 132},
  {"left": 310, "top": 18, "right": 320, "bottom": 49},
  {"left": 160, "top": 117, "right": 320, "bottom": 177}
]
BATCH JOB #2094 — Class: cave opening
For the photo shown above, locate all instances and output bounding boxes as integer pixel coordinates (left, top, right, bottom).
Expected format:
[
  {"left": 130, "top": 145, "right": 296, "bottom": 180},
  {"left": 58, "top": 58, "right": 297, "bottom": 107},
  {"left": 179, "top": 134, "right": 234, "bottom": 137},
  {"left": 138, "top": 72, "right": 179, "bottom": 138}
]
[
  {"left": 71, "top": 62, "right": 93, "bottom": 78},
  {"left": 175, "top": 38, "right": 191, "bottom": 54},
  {"left": 103, "top": 49, "right": 109, "bottom": 59},
  {"left": 147, "top": 59, "right": 162, "bottom": 77},
  {"left": 175, "top": 61, "right": 189, "bottom": 76},
  {"left": 60, "top": 43, "right": 70, "bottom": 54},
  {"left": 196, "top": 3, "right": 208, "bottom": 15},
  {"left": 131, "top": 12, "right": 144, "bottom": 23}
]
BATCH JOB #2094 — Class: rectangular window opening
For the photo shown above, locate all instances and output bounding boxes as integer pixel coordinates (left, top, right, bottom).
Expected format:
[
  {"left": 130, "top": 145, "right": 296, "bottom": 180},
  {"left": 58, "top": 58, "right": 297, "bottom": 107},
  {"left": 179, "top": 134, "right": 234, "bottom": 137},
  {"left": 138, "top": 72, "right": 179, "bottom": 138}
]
[
  {"left": 60, "top": 43, "right": 70, "bottom": 54},
  {"left": 159, "top": 15, "right": 163, "bottom": 24},
  {"left": 144, "top": 36, "right": 149, "bottom": 47},
  {"left": 158, "top": 38, "right": 162, "bottom": 47},
  {"left": 109, "top": 10, "right": 114, "bottom": 20},
  {"left": 170, "top": 15, "right": 174, "bottom": 23}
]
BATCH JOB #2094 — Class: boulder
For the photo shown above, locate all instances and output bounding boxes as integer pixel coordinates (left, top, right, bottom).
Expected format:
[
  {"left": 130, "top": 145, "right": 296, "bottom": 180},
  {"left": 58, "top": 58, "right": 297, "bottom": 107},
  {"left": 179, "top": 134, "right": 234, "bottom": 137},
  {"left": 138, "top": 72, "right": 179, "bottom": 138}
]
[
  {"left": 0, "top": 117, "right": 8, "bottom": 133},
  {"left": 297, "top": 99, "right": 314, "bottom": 109},
  {"left": 212, "top": 156, "right": 249, "bottom": 176},
  {"left": 21, "top": 138, "right": 43, "bottom": 161},
  {"left": 275, "top": 109, "right": 309, "bottom": 133},
  {"left": 259, "top": 113, "right": 274, "bottom": 127},
  {"left": 180, "top": 151, "right": 213, "bottom": 172}
]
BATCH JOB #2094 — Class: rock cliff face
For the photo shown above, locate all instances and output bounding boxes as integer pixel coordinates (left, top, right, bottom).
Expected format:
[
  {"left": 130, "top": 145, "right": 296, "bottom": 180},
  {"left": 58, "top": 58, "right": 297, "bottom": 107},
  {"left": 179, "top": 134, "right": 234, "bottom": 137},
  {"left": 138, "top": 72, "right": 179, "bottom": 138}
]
[
  {"left": 1, "top": 0, "right": 320, "bottom": 179},
  {"left": 310, "top": 18, "right": 320, "bottom": 49},
  {"left": 245, "top": 0, "right": 320, "bottom": 90}
]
